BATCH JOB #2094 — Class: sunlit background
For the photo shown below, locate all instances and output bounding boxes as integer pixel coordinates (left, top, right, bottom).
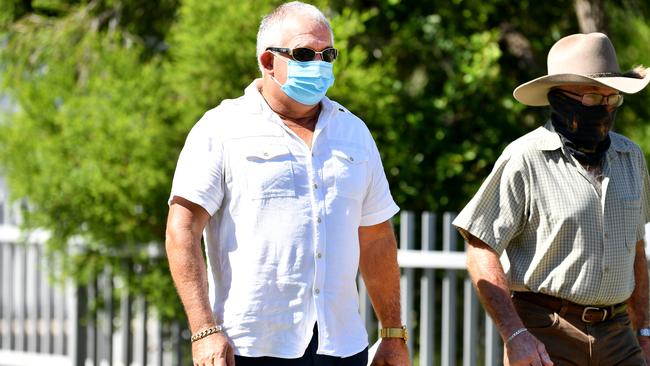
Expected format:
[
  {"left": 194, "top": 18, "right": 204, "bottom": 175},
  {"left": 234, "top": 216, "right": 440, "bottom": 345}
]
[{"left": 1, "top": 1, "right": 649, "bottom": 365}]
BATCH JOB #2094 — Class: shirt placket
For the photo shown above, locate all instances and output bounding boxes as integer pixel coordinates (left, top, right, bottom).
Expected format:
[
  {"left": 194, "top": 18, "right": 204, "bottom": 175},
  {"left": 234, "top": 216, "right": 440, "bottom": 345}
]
[
  {"left": 309, "top": 113, "right": 331, "bottom": 346},
  {"left": 597, "top": 152, "right": 616, "bottom": 301},
  {"left": 271, "top": 108, "right": 331, "bottom": 341},
  {"left": 564, "top": 148, "right": 608, "bottom": 301},
  {"left": 309, "top": 142, "right": 326, "bottom": 327}
]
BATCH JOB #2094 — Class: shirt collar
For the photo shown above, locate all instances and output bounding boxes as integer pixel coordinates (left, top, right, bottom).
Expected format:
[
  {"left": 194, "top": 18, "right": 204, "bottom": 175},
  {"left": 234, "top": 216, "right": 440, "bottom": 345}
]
[
  {"left": 535, "top": 122, "right": 563, "bottom": 151},
  {"left": 243, "top": 79, "right": 268, "bottom": 115},
  {"left": 243, "top": 78, "right": 334, "bottom": 129}
]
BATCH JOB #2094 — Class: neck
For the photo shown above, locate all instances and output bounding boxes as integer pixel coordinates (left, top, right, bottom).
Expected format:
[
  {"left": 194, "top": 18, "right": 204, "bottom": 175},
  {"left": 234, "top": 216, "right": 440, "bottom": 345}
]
[{"left": 260, "top": 77, "right": 321, "bottom": 128}]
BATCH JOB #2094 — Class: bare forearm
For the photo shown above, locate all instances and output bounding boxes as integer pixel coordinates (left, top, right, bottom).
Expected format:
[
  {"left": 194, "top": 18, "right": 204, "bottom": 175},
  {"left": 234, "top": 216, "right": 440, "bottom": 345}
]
[
  {"left": 165, "top": 201, "right": 215, "bottom": 334},
  {"left": 466, "top": 235, "right": 524, "bottom": 341},
  {"left": 359, "top": 221, "right": 402, "bottom": 327},
  {"left": 628, "top": 239, "right": 649, "bottom": 329}
]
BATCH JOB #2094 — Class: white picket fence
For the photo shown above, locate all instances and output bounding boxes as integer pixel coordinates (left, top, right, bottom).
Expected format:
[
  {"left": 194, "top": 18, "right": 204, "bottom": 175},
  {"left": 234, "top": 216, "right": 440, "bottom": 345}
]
[
  {"left": 3, "top": 173, "right": 648, "bottom": 366},
  {"left": 0, "top": 175, "right": 189, "bottom": 366},
  {"left": 360, "top": 211, "right": 504, "bottom": 366}
]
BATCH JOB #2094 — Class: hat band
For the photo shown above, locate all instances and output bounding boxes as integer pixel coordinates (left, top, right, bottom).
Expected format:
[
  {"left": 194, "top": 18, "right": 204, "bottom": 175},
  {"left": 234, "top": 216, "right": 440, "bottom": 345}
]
[{"left": 586, "top": 72, "right": 622, "bottom": 77}]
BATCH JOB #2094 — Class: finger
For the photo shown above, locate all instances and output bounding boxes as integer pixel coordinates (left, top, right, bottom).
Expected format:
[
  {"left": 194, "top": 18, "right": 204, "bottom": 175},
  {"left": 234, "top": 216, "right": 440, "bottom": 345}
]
[
  {"left": 537, "top": 343, "right": 553, "bottom": 366},
  {"left": 540, "top": 352, "right": 554, "bottom": 366},
  {"left": 214, "top": 355, "right": 225, "bottom": 366},
  {"left": 227, "top": 346, "right": 236, "bottom": 366}
]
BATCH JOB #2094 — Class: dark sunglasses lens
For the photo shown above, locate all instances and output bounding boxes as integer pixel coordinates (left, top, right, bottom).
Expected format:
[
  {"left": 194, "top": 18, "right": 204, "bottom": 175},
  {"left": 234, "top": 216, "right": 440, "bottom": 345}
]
[
  {"left": 292, "top": 48, "right": 316, "bottom": 61},
  {"left": 322, "top": 48, "right": 337, "bottom": 62}
]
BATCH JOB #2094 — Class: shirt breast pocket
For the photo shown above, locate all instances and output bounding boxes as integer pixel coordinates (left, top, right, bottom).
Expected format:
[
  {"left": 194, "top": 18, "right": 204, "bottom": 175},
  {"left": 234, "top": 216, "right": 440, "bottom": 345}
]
[
  {"left": 244, "top": 145, "right": 296, "bottom": 199},
  {"left": 330, "top": 146, "right": 369, "bottom": 200},
  {"left": 623, "top": 198, "right": 642, "bottom": 250}
]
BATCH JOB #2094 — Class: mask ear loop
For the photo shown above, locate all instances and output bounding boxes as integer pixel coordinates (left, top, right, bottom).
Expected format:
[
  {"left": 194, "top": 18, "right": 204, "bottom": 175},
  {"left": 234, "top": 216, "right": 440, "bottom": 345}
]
[{"left": 268, "top": 51, "right": 288, "bottom": 87}]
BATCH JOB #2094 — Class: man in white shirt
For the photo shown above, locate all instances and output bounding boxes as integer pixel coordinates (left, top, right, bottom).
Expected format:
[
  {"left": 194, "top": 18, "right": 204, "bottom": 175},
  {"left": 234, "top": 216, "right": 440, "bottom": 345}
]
[{"left": 165, "top": 2, "right": 409, "bottom": 366}]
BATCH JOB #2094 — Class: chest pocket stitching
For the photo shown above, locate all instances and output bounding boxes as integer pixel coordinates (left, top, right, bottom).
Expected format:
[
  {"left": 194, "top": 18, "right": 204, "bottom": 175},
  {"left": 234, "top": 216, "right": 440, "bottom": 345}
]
[
  {"left": 246, "top": 145, "right": 292, "bottom": 161},
  {"left": 244, "top": 145, "right": 296, "bottom": 199},
  {"left": 331, "top": 147, "right": 369, "bottom": 165}
]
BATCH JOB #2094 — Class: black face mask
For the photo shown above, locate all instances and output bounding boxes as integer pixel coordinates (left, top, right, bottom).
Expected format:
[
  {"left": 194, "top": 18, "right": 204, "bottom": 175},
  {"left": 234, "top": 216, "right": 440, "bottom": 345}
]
[{"left": 547, "top": 89, "right": 617, "bottom": 165}]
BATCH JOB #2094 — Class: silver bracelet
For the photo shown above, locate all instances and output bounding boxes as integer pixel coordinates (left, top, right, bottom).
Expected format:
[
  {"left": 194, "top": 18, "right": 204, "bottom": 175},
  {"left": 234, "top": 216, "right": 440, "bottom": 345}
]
[{"left": 505, "top": 327, "right": 528, "bottom": 344}]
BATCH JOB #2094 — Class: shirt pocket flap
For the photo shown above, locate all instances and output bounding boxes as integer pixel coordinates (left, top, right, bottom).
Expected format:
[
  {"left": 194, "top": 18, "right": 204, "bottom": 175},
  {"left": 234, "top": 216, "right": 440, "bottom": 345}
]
[
  {"left": 331, "top": 146, "right": 368, "bottom": 165},
  {"left": 246, "top": 145, "right": 291, "bottom": 161}
]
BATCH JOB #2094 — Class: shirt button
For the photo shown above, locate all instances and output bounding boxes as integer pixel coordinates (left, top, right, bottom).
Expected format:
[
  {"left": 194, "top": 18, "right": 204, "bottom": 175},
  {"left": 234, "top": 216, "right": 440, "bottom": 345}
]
[
  {"left": 263, "top": 152, "right": 269, "bottom": 157},
  {"left": 313, "top": 183, "right": 318, "bottom": 189},
  {"left": 349, "top": 156, "right": 354, "bottom": 162},
  {"left": 604, "top": 233, "right": 609, "bottom": 239},
  {"left": 604, "top": 267, "right": 609, "bottom": 273},
  {"left": 317, "top": 217, "right": 322, "bottom": 223},
  {"left": 314, "top": 288, "right": 320, "bottom": 294},
  {"left": 316, "top": 252, "right": 322, "bottom": 259}
]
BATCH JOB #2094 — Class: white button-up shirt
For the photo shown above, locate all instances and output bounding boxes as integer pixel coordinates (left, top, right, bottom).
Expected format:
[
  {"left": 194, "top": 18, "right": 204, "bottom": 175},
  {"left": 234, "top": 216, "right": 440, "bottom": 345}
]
[{"left": 169, "top": 80, "right": 399, "bottom": 358}]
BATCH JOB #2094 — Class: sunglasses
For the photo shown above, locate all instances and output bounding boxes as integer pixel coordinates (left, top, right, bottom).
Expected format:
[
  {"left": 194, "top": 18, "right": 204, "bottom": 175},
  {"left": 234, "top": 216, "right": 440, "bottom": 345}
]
[
  {"left": 266, "top": 47, "right": 338, "bottom": 63},
  {"left": 560, "top": 90, "right": 624, "bottom": 107}
]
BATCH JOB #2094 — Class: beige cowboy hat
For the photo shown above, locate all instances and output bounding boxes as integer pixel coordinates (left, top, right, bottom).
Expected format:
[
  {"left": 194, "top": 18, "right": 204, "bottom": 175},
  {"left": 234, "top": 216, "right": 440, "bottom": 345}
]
[{"left": 513, "top": 32, "right": 650, "bottom": 106}]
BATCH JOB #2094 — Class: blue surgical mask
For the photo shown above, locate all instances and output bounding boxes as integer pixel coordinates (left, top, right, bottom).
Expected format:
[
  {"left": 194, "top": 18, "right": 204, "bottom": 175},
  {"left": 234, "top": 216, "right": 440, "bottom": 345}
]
[{"left": 271, "top": 56, "right": 335, "bottom": 105}]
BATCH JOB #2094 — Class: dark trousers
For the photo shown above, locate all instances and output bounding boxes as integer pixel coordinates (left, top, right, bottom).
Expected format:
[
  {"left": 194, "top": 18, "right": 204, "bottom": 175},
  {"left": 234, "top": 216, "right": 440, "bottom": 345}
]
[
  {"left": 513, "top": 295, "right": 646, "bottom": 366},
  {"left": 234, "top": 325, "right": 368, "bottom": 366}
]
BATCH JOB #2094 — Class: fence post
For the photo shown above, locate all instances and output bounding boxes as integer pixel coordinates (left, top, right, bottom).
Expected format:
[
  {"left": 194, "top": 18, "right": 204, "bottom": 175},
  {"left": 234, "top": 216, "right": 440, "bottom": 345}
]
[
  {"left": 26, "top": 244, "right": 39, "bottom": 352},
  {"left": 419, "top": 212, "right": 436, "bottom": 366},
  {"left": 38, "top": 252, "right": 53, "bottom": 354},
  {"left": 485, "top": 316, "right": 502, "bottom": 366},
  {"left": 15, "top": 243, "right": 26, "bottom": 351},
  {"left": 1, "top": 240, "right": 13, "bottom": 349},
  {"left": 399, "top": 211, "right": 415, "bottom": 357},
  {"left": 357, "top": 276, "right": 376, "bottom": 340},
  {"left": 172, "top": 321, "right": 183, "bottom": 366},
  {"left": 96, "top": 269, "right": 114, "bottom": 365},
  {"left": 134, "top": 296, "right": 148, "bottom": 366},
  {"left": 69, "top": 283, "right": 87, "bottom": 366},
  {"left": 462, "top": 278, "right": 478, "bottom": 366},
  {"left": 441, "top": 212, "right": 458, "bottom": 366},
  {"left": 53, "top": 273, "right": 66, "bottom": 355},
  {"left": 120, "top": 275, "right": 133, "bottom": 366}
]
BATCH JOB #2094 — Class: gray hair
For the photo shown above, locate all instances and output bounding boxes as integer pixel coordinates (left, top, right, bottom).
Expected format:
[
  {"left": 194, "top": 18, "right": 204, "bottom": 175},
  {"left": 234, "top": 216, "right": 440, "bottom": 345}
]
[{"left": 256, "top": 1, "right": 334, "bottom": 74}]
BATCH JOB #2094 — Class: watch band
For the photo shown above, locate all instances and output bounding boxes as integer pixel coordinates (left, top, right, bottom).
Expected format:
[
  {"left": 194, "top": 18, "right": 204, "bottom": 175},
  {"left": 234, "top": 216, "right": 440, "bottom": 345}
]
[
  {"left": 638, "top": 328, "right": 650, "bottom": 337},
  {"left": 379, "top": 325, "right": 408, "bottom": 342}
]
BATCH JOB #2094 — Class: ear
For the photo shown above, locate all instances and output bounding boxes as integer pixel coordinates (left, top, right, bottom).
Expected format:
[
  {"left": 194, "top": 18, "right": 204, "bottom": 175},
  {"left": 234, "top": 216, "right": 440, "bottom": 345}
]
[{"left": 260, "top": 51, "right": 275, "bottom": 73}]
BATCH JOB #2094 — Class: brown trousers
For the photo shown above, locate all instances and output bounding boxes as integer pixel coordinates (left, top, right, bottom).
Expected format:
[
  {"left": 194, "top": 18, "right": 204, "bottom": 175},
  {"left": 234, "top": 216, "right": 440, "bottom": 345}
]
[{"left": 513, "top": 296, "right": 646, "bottom": 366}]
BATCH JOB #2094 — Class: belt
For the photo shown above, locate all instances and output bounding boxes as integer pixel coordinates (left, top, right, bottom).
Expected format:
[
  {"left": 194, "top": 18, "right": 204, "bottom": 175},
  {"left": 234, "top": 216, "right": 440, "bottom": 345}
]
[{"left": 512, "top": 291, "right": 627, "bottom": 324}]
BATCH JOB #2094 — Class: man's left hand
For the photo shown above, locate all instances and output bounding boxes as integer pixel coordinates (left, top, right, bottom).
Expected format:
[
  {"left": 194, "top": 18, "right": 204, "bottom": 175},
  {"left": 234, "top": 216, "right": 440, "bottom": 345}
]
[{"left": 370, "top": 338, "right": 409, "bottom": 366}]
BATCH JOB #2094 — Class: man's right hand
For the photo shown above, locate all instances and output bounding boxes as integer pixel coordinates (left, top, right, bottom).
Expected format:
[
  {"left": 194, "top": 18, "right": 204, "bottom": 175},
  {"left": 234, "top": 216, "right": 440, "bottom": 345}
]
[
  {"left": 503, "top": 331, "right": 553, "bottom": 366},
  {"left": 192, "top": 332, "right": 235, "bottom": 366}
]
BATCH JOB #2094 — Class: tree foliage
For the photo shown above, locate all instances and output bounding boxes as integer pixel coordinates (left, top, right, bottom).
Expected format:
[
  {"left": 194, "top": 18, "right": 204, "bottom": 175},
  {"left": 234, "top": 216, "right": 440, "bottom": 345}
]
[{"left": 1, "top": 0, "right": 649, "bottom": 316}]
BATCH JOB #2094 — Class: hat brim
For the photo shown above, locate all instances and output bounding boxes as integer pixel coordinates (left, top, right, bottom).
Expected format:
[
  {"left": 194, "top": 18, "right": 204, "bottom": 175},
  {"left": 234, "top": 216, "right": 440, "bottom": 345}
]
[{"left": 513, "top": 73, "right": 650, "bottom": 106}]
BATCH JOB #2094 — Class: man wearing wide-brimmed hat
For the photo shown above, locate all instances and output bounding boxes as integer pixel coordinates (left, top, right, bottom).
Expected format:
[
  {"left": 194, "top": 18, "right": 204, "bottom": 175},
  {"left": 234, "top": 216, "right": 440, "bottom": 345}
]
[{"left": 454, "top": 32, "right": 650, "bottom": 365}]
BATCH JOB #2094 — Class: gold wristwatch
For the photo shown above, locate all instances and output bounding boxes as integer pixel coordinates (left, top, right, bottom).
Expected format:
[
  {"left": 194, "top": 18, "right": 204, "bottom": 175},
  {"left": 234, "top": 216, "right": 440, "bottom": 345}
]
[{"left": 379, "top": 326, "right": 408, "bottom": 342}]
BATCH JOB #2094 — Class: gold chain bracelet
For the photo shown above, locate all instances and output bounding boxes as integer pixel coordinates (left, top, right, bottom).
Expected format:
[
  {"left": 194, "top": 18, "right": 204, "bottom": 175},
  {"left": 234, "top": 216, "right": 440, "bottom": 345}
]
[{"left": 190, "top": 325, "right": 224, "bottom": 343}]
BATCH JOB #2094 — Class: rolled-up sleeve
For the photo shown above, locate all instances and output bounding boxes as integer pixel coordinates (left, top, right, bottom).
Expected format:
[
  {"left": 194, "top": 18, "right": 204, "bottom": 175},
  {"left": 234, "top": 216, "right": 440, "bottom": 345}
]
[
  {"left": 452, "top": 149, "right": 529, "bottom": 254},
  {"left": 360, "top": 137, "right": 399, "bottom": 227},
  {"left": 168, "top": 115, "right": 224, "bottom": 216}
]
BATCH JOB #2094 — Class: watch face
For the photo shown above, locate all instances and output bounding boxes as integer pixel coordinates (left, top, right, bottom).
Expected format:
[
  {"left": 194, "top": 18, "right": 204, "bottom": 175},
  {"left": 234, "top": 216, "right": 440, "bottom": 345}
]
[{"left": 640, "top": 328, "right": 650, "bottom": 337}]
